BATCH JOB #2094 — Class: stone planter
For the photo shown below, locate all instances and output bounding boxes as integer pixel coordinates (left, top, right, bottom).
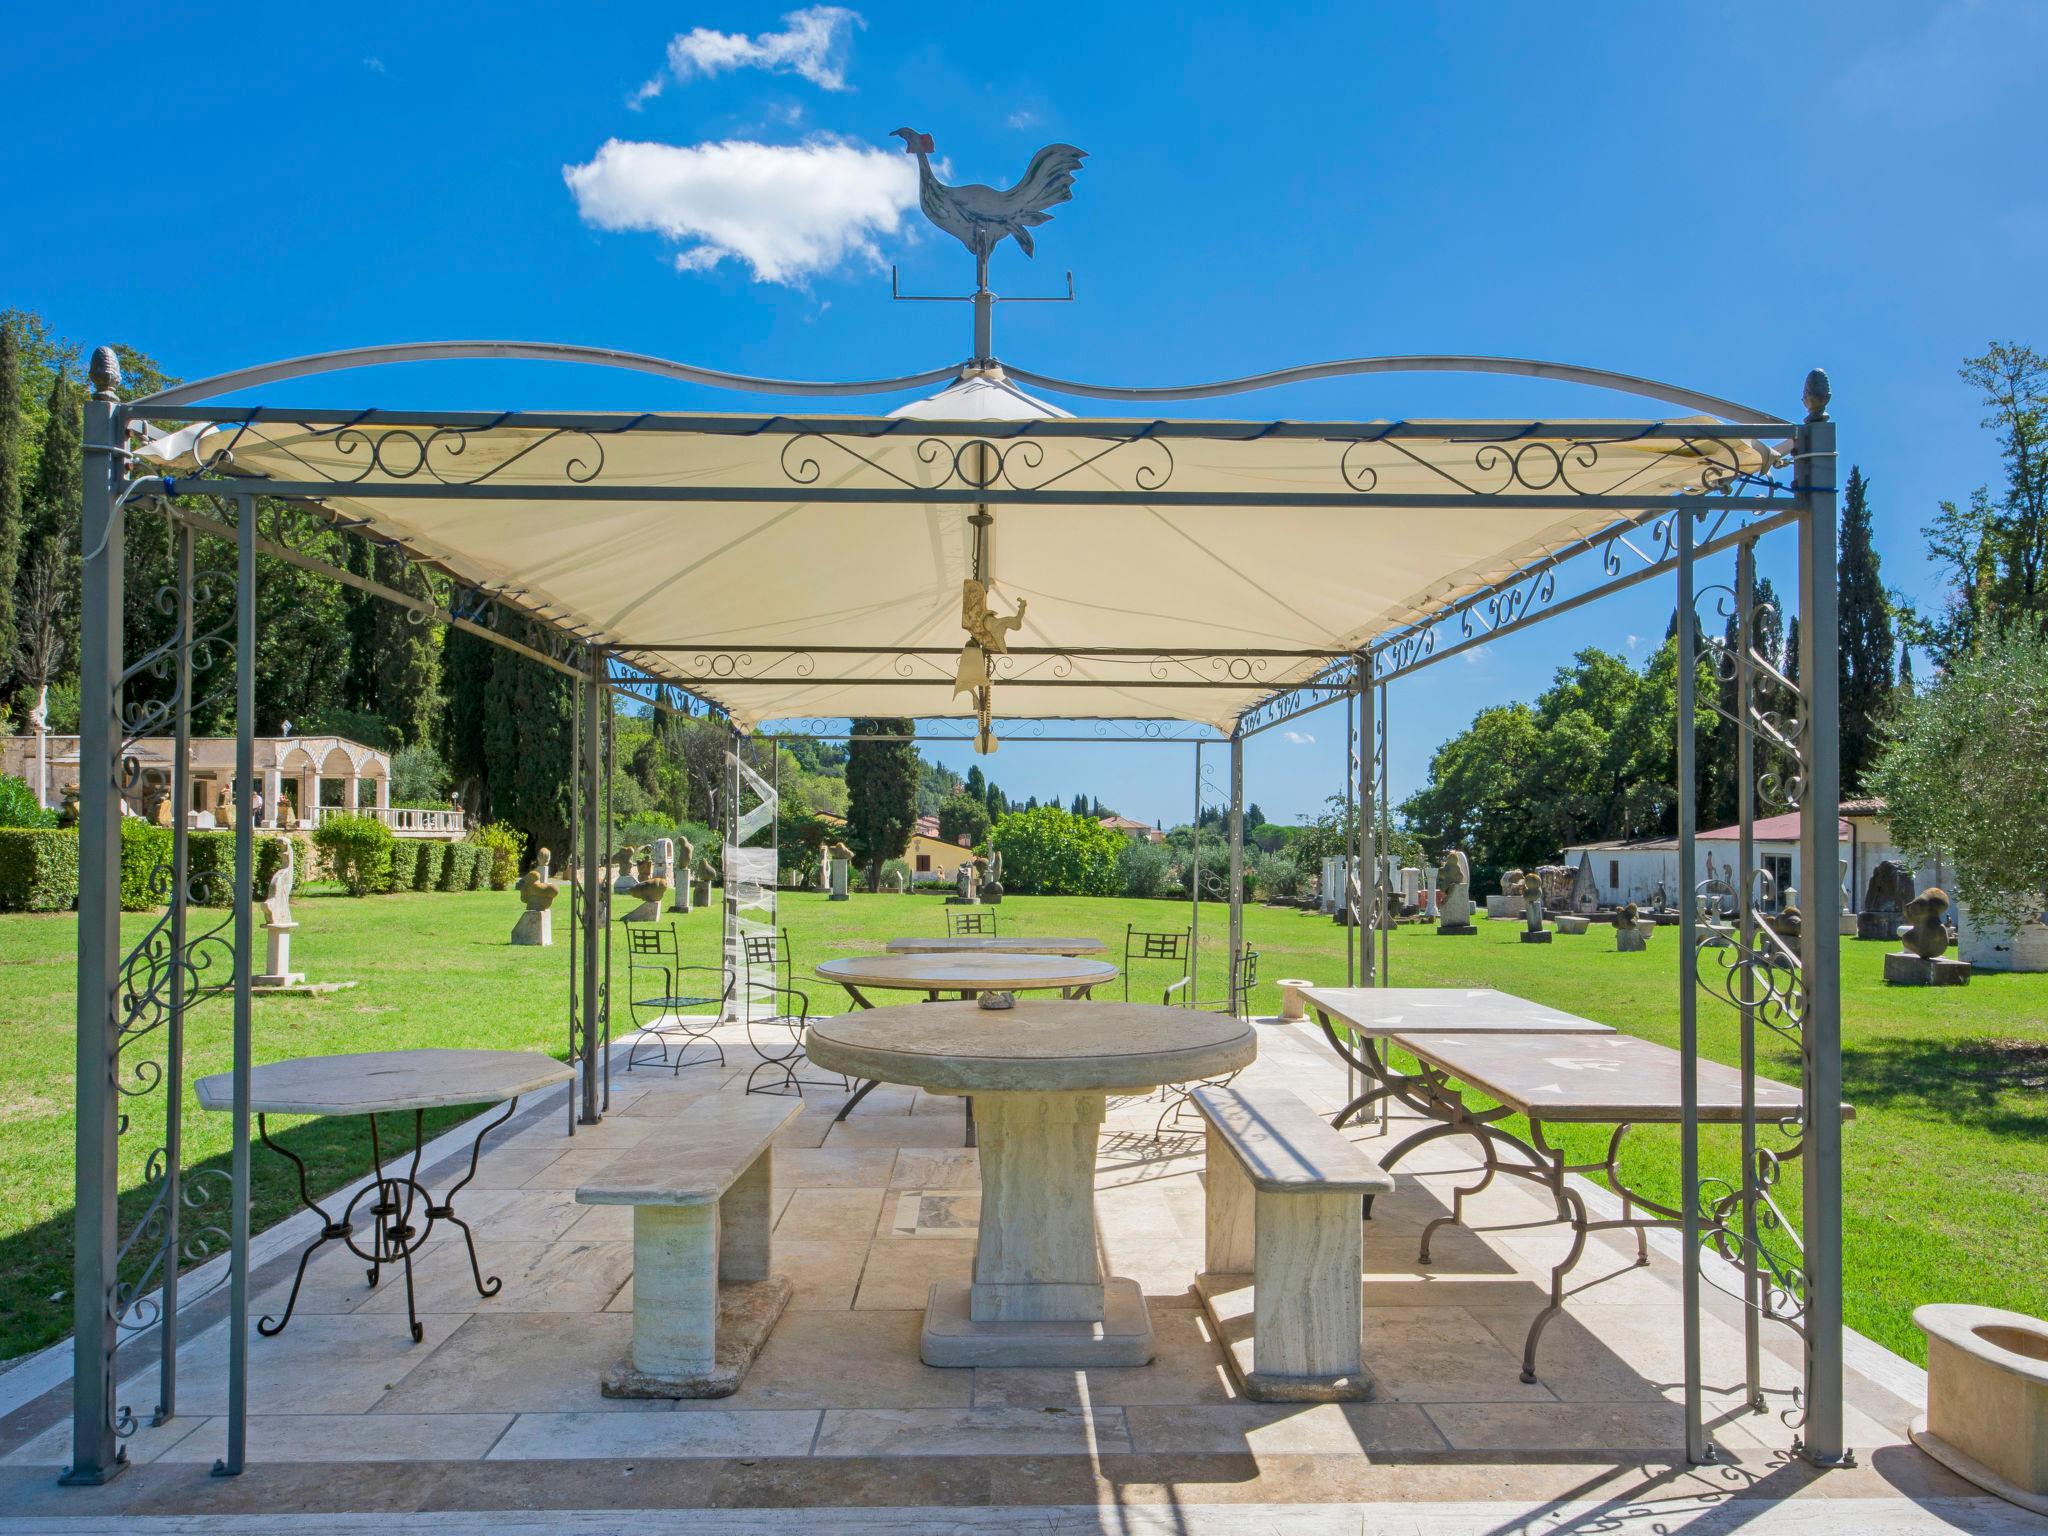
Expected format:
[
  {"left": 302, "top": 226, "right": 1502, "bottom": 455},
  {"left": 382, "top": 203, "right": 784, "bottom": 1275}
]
[
  {"left": 1275, "top": 980, "right": 1314, "bottom": 1023},
  {"left": 1912, "top": 1302, "right": 2048, "bottom": 1515}
]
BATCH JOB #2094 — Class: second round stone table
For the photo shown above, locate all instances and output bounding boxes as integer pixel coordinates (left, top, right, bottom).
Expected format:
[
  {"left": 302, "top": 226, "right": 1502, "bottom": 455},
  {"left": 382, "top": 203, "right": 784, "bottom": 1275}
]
[{"left": 805, "top": 1000, "right": 1256, "bottom": 1368}]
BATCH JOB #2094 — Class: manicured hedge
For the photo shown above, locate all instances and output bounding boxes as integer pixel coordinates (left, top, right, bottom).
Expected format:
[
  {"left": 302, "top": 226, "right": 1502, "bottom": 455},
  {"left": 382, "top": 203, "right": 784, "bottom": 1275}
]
[
  {"left": 442, "top": 842, "right": 480, "bottom": 890},
  {"left": 121, "top": 820, "right": 173, "bottom": 909},
  {"left": 0, "top": 829, "right": 81, "bottom": 911},
  {"left": 468, "top": 844, "right": 490, "bottom": 889},
  {"left": 388, "top": 840, "right": 421, "bottom": 890},
  {"left": 414, "top": 840, "right": 447, "bottom": 891}
]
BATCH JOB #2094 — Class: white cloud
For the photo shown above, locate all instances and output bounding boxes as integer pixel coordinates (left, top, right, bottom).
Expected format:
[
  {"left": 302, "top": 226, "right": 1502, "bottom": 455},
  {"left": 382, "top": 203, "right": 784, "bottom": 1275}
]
[
  {"left": 1282, "top": 731, "right": 1316, "bottom": 746},
  {"left": 630, "top": 6, "right": 862, "bottom": 106},
  {"left": 1625, "top": 633, "right": 1642, "bottom": 652},
  {"left": 362, "top": 56, "right": 385, "bottom": 73},
  {"left": 1005, "top": 108, "right": 1040, "bottom": 131},
  {"left": 1461, "top": 645, "right": 1491, "bottom": 666},
  {"left": 563, "top": 135, "right": 916, "bottom": 285}
]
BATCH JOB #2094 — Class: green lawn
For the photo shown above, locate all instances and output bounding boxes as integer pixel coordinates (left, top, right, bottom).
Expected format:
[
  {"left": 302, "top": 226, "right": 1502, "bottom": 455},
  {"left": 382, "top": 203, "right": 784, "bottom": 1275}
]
[{"left": 2, "top": 885, "right": 2042, "bottom": 1366}]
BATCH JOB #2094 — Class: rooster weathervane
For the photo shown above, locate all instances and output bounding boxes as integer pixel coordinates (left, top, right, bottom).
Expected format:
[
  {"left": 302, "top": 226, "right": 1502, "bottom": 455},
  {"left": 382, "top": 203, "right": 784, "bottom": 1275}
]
[{"left": 889, "top": 128, "right": 1086, "bottom": 365}]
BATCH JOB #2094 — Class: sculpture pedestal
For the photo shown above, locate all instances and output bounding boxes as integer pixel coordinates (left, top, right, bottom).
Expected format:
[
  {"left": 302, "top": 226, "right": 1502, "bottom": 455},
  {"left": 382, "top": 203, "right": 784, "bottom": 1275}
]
[
  {"left": 511, "top": 909, "right": 553, "bottom": 946},
  {"left": 1616, "top": 925, "right": 1648, "bottom": 953},
  {"left": 1519, "top": 929, "right": 1552, "bottom": 945},
  {"left": 252, "top": 922, "right": 305, "bottom": 988},
  {"left": 1857, "top": 911, "right": 1901, "bottom": 941},
  {"left": 946, "top": 896, "right": 979, "bottom": 906},
  {"left": 1884, "top": 952, "right": 1971, "bottom": 986},
  {"left": 1276, "top": 981, "right": 1314, "bottom": 1022},
  {"left": 1436, "top": 923, "right": 1477, "bottom": 937},
  {"left": 1912, "top": 1303, "right": 2048, "bottom": 1516}
]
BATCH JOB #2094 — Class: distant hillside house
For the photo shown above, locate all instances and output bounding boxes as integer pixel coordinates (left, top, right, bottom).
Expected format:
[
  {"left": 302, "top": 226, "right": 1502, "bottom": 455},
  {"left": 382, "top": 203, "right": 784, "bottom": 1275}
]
[
  {"left": 906, "top": 813, "right": 977, "bottom": 885},
  {"left": 1098, "top": 814, "right": 1165, "bottom": 845}
]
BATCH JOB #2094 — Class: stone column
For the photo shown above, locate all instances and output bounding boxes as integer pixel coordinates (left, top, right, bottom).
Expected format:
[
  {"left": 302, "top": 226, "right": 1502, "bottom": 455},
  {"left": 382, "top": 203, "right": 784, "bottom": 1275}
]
[
  {"left": 375, "top": 776, "right": 390, "bottom": 809},
  {"left": 263, "top": 767, "right": 282, "bottom": 827},
  {"left": 344, "top": 776, "right": 359, "bottom": 812},
  {"left": 969, "top": 1091, "right": 1107, "bottom": 1323}
]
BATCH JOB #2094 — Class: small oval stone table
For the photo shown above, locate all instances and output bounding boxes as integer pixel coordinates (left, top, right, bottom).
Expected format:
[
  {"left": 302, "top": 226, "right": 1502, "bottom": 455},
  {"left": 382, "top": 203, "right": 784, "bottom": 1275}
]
[
  {"left": 884, "top": 935, "right": 1110, "bottom": 957},
  {"left": 814, "top": 952, "right": 1122, "bottom": 1140},
  {"left": 806, "top": 1001, "right": 1256, "bottom": 1369},
  {"left": 195, "top": 1048, "right": 572, "bottom": 1343}
]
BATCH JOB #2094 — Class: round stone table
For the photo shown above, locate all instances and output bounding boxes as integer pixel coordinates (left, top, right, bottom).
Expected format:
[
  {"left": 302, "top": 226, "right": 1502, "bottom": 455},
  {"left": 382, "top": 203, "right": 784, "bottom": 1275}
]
[
  {"left": 195, "top": 1048, "right": 572, "bottom": 1342},
  {"left": 805, "top": 1001, "right": 1256, "bottom": 1369},
  {"left": 814, "top": 951, "right": 1118, "bottom": 1004}
]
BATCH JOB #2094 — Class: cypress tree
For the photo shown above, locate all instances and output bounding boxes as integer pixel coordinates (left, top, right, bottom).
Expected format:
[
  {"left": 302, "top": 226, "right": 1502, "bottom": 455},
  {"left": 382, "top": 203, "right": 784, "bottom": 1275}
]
[
  {"left": 20, "top": 374, "right": 81, "bottom": 695},
  {"left": 0, "top": 325, "right": 19, "bottom": 706},
  {"left": 1785, "top": 614, "right": 1801, "bottom": 689},
  {"left": 845, "top": 717, "right": 918, "bottom": 886},
  {"left": 482, "top": 616, "right": 574, "bottom": 861},
  {"left": 442, "top": 601, "right": 495, "bottom": 816},
  {"left": 1898, "top": 642, "right": 1914, "bottom": 692},
  {"left": 1836, "top": 467, "right": 1896, "bottom": 792}
]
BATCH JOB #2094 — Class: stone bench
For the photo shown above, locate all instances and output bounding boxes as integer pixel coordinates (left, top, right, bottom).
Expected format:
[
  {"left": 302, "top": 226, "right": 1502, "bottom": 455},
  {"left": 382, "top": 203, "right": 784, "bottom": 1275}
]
[
  {"left": 577, "top": 1095, "right": 803, "bottom": 1398},
  {"left": 1192, "top": 1084, "right": 1394, "bottom": 1402}
]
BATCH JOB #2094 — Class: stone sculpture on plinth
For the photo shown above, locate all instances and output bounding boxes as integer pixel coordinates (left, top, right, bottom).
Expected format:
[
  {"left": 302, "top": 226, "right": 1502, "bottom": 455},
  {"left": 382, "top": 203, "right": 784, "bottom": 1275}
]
[
  {"left": 1568, "top": 852, "right": 1600, "bottom": 916},
  {"left": 1859, "top": 859, "right": 1915, "bottom": 941},
  {"left": 623, "top": 846, "right": 670, "bottom": 923},
  {"left": 1519, "top": 878, "right": 1551, "bottom": 944},
  {"left": 612, "top": 845, "right": 640, "bottom": 897},
  {"left": 949, "top": 858, "right": 979, "bottom": 905},
  {"left": 253, "top": 838, "right": 306, "bottom": 987},
  {"left": 1437, "top": 851, "right": 1477, "bottom": 935},
  {"left": 825, "top": 841, "right": 853, "bottom": 901},
  {"left": 1616, "top": 899, "right": 1649, "bottom": 952},
  {"left": 674, "top": 835, "right": 694, "bottom": 913},
  {"left": 513, "top": 848, "right": 559, "bottom": 945},
  {"left": 982, "top": 847, "right": 1005, "bottom": 904},
  {"left": 1885, "top": 888, "right": 1972, "bottom": 985},
  {"left": 691, "top": 856, "right": 714, "bottom": 911}
]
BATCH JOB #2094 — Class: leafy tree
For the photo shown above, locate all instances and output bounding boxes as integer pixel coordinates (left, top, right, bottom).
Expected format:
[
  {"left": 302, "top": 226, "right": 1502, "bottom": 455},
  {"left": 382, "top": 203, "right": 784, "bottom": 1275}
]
[
  {"left": 844, "top": 717, "right": 918, "bottom": 885},
  {"left": 15, "top": 375, "right": 79, "bottom": 707},
  {"left": 442, "top": 609, "right": 495, "bottom": 815},
  {"left": 776, "top": 803, "right": 831, "bottom": 886},
  {"left": 1869, "top": 627, "right": 2048, "bottom": 929},
  {"left": 990, "top": 804, "right": 1123, "bottom": 895},
  {"left": 0, "top": 325, "right": 19, "bottom": 709},
  {"left": 937, "top": 791, "right": 990, "bottom": 847},
  {"left": 1837, "top": 466, "right": 1896, "bottom": 792},
  {"left": 1907, "top": 343, "right": 2048, "bottom": 669},
  {"left": 390, "top": 744, "right": 452, "bottom": 804}
]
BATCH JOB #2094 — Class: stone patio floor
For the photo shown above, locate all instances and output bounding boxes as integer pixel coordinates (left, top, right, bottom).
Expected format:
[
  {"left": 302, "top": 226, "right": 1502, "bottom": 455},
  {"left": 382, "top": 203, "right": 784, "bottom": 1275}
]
[{"left": 3, "top": 1015, "right": 2040, "bottom": 1534}]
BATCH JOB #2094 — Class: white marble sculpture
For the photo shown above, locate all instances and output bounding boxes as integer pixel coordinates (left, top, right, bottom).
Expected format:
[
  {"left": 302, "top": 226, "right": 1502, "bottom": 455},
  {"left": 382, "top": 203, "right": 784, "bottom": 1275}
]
[
  {"left": 674, "top": 835, "right": 694, "bottom": 914},
  {"left": 826, "top": 841, "right": 853, "bottom": 902},
  {"left": 252, "top": 838, "right": 305, "bottom": 988}
]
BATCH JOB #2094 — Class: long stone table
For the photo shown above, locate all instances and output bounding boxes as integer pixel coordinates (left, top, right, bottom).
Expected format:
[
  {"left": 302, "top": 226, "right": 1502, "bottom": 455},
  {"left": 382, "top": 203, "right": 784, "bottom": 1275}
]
[
  {"left": 195, "top": 1048, "right": 573, "bottom": 1342},
  {"left": 884, "top": 935, "right": 1110, "bottom": 957},
  {"left": 806, "top": 1000, "right": 1255, "bottom": 1369},
  {"left": 1300, "top": 987, "right": 1849, "bottom": 1386}
]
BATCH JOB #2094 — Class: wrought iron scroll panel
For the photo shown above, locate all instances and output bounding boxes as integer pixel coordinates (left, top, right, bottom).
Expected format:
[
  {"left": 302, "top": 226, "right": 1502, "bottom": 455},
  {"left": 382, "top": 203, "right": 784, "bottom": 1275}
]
[{"left": 1688, "top": 529, "right": 1812, "bottom": 1433}]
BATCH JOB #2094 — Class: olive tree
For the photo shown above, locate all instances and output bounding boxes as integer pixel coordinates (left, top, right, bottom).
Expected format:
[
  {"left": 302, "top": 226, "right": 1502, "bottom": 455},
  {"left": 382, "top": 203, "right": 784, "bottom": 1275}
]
[{"left": 1868, "top": 629, "right": 2048, "bottom": 929}]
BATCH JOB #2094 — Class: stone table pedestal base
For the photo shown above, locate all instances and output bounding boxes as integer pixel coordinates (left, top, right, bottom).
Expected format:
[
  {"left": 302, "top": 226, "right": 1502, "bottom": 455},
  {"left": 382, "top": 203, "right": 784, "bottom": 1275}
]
[
  {"left": 1519, "top": 929, "right": 1553, "bottom": 945},
  {"left": 922, "top": 1275, "right": 1153, "bottom": 1368}
]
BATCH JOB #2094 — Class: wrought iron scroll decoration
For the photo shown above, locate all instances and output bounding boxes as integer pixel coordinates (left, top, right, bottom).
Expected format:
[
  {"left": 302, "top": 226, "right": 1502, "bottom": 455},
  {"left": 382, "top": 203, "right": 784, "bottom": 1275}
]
[{"left": 777, "top": 432, "right": 1175, "bottom": 495}]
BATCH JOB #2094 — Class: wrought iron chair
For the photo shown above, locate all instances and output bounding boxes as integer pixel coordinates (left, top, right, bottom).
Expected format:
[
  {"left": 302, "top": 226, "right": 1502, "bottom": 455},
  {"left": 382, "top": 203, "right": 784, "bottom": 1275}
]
[
  {"left": 622, "top": 922, "right": 733, "bottom": 1074},
  {"left": 946, "top": 907, "right": 997, "bottom": 937},
  {"left": 1122, "top": 925, "right": 1191, "bottom": 1003},
  {"left": 743, "top": 982, "right": 850, "bottom": 1097},
  {"left": 1154, "top": 944, "right": 1259, "bottom": 1133},
  {"left": 740, "top": 927, "right": 794, "bottom": 1000}
]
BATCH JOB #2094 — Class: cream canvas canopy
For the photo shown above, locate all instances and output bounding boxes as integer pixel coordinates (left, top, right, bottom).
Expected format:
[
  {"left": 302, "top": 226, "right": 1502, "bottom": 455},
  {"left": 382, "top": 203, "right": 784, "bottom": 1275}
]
[{"left": 141, "top": 366, "right": 1780, "bottom": 734}]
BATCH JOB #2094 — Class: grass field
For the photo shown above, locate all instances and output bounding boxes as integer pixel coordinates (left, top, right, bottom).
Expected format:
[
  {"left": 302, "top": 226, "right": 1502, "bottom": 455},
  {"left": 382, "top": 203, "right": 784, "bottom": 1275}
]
[{"left": 2, "top": 884, "right": 2043, "bottom": 1366}]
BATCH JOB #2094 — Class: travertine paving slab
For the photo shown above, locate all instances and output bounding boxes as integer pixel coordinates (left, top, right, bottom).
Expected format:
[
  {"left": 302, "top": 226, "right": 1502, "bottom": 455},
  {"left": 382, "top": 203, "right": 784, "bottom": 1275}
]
[
  {"left": 668, "top": 1309, "right": 972, "bottom": 1410},
  {"left": 888, "top": 1148, "right": 980, "bottom": 1189},
  {"left": 1123, "top": 1400, "right": 1450, "bottom": 1455},
  {"left": 774, "top": 1146, "right": 900, "bottom": 1187},
  {"left": 1424, "top": 1399, "right": 1689, "bottom": 1453},
  {"left": 356, "top": 1239, "right": 632, "bottom": 1315},
  {"left": 157, "top": 1412, "right": 514, "bottom": 1463},
  {"left": 487, "top": 1410, "right": 819, "bottom": 1459},
  {"left": 812, "top": 1405, "right": 1131, "bottom": 1456},
  {"left": 372, "top": 1314, "right": 668, "bottom": 1413},
  {"left": 1362, "top": 1309, "right": 1557, "bottom": 1404},
  {"left": 120, "top": 1312, "right": 466, "bottom": 1416},
  {"left": 774, "top": 1186, "right": 887, "bottom": 1242},
  {"left": 854, "top": 1238, "right": 975, "bottom": 1309},
  {"left": 970, "top": 1307, "right": 1234, "bottom": 1406}
]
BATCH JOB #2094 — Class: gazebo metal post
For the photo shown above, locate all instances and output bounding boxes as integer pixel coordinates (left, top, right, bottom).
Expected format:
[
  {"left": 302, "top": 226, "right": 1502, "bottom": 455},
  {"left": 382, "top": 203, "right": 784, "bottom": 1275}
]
[
  {"left": 1227, "top": 727, "right": 1244, "bottom": 1009},
  {"left": 1357, "top": 659, "right": 1375, "bottom": 981},
  {"left": 1735, "top": 539, "right": 1763, "bottom": 1409},
  {"left": 578, "top": 647, "right": 604, "bottom": 1126},
  {"left": 219, "top": 493, "right": 257, "bottom": 1478},
  {"left": 156, "top": 518, "right": 194, "bottom": 1428},
  {"left": 601, "top": 671, "right": 615, "bottom": 1113},
  {"left": 1188, "top": 743, "right": 1202, "bottom": 1001},
  {"left": 1376, "top": 678, "right": 1390, "bottom": 991},
  {"left": 1676, "top": 506, "right": 1706, "bottom": 1462},
  {"left": 1795, "top": 381, "right": 1846, "bottom": 1465},
  {"left": 65, "top": 358, "right": 126, "bottom": 1487},
  {"left": 1344, "top": 679, "right": 1357, "bottom": 989}
]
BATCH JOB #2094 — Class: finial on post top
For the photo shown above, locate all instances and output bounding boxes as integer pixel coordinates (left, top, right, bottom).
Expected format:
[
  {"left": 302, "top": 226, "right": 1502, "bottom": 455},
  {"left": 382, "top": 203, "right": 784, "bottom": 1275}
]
[
  {"left": 89, "top": 346, "right": 121, "bottom": 399},
  {"left": 1802, "top": 367, "right": 1831, "bottom": 423}
]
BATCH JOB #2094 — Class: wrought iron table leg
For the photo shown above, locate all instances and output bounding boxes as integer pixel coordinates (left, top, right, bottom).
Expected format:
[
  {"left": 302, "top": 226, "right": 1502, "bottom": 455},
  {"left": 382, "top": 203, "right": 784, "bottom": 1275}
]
[
  {"left": 255, "top": 1114, "right": 349, "bottom": 1338},
  {"left": 834, "top": 1076, "right": 883, "bottom": 1123}
]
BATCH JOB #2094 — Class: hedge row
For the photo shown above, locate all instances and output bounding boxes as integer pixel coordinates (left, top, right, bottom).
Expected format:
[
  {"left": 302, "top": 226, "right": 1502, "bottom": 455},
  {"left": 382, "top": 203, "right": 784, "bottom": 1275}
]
[{"left": 0, "top": 824, "right": 486, "bottom": 912}]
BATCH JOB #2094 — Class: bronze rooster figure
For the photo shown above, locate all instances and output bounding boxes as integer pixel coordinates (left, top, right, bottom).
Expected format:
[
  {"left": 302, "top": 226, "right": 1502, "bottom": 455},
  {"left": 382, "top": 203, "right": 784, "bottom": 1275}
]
[{"left": 890, "top": 129, "right": 1086, "bottom": 260}]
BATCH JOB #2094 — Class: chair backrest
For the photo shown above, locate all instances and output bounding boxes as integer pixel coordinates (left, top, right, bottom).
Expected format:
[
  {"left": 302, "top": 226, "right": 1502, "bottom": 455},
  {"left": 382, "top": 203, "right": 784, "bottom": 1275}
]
[
  {"left": 1230, "top": 946, "right": 1260, "bottom": 1014},
  {"left": 947, "top": 908, "right": 997, "bottom": 937},
  {"left": 627, "top": 922, "right": 678, "bottom": 959},
  {"left": 1125, "top": 925, "right": 1190, "bottom": 964}
]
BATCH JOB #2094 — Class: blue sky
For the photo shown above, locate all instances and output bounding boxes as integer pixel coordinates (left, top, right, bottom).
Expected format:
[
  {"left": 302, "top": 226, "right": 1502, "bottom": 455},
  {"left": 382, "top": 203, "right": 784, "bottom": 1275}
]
[{"left": 4, "top": 2, "right": 2044, "bottom": 826}]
